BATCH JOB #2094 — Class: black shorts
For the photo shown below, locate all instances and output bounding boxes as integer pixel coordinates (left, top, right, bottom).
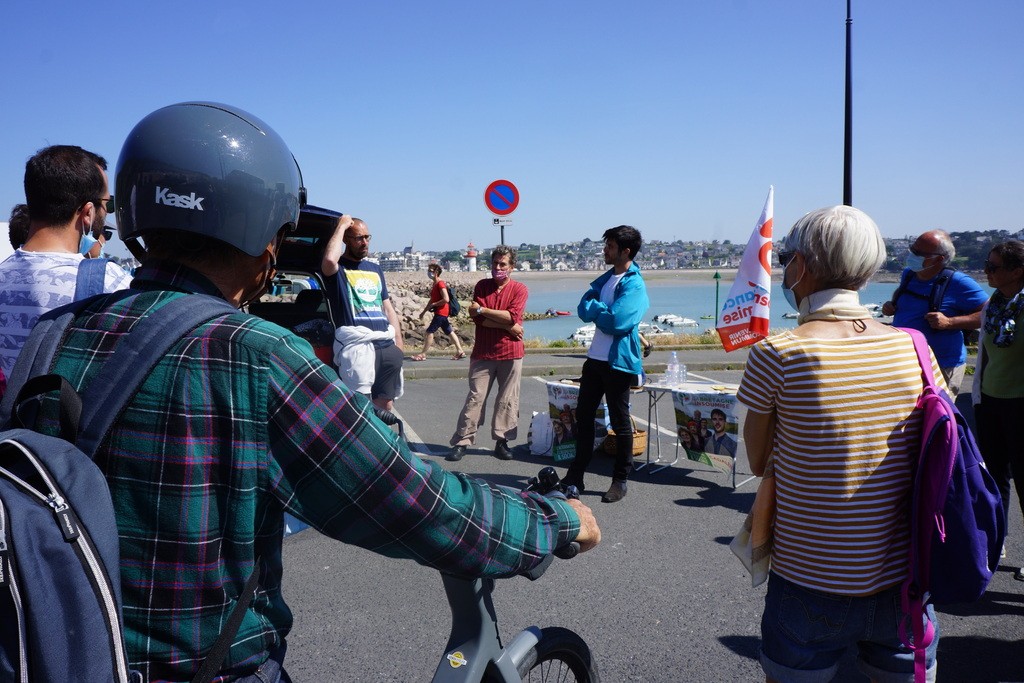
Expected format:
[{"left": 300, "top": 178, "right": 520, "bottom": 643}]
[
  {"left": 426, "top": 314, "right": 453, "bottom": 335},
  {"left": 372, "top": 342, "right": 404, "bottom": 401}
]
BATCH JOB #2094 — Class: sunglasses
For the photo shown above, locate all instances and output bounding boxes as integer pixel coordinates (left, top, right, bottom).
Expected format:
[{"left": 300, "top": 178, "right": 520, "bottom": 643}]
[
  {"left": 984, "top": 260, "right": 1004, "bottom": 274},
  {"left": 777, "top": 250, "right": 797, "bottom": 267},
  {"left": 92, "top": 196, "right": 116, "bottom": 213},
  {"left": 102, "top": 228, "right": 114, "bottom": 241}
]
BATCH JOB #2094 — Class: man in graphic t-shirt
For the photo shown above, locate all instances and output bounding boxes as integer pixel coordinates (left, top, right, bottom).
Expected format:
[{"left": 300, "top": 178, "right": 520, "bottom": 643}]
[
  {"left": 322, "top": 215, "right": 404, "bottom": 410},
  {"left": 0, "top": 145, "right": 131, "bottom": 377}
]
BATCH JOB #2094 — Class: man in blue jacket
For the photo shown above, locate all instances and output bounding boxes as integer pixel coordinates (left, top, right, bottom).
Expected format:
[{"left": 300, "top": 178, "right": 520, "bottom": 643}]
[{"left": 562, "top": 225, "right": 649, "bottom": 503}]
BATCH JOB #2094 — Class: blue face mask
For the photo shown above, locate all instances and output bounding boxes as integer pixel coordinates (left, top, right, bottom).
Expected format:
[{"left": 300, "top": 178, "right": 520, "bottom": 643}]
[
  {"left": 79, "top": 232, "right": 99, "bottom": 256},
  {"left": 905, "top": 254, "right": 927, "bottom": 272},
  {"left": 782, "top": 261, "right": 803, "bottom": 312}
]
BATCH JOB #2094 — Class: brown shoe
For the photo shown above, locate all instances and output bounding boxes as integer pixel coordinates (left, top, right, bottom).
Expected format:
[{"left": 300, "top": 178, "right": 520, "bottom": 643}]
[{"left": 602, "top": 480, "right": 628, "bottom": 503}]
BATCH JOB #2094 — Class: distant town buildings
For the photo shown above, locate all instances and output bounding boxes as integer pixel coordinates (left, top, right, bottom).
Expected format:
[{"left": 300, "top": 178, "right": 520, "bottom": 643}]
[{"left": 360, "top": 230, "right": 1024, "bottom": 273}]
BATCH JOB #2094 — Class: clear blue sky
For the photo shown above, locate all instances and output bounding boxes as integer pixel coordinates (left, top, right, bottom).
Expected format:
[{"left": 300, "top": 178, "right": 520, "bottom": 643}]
[{"left": 2, "top": 0, "right": 1021, "bottom": 255}]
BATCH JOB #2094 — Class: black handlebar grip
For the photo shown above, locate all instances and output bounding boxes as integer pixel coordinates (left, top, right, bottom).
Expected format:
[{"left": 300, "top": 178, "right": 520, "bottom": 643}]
[{"left": 555, "top": 541, "right": 580, "bottom": 560}]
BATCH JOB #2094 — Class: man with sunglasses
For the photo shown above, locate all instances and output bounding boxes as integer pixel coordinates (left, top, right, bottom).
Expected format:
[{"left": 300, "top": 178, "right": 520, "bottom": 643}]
[
  {"left": 0, "top": 145, "right": 130, "bottom": 377},
  {"left": 322, "top": 214, "right": 405, "bottom": 411},
  {"left": 84, "top": 224, "right": 116, "bottom": 259},
  {"left": 881, "top": 229, "right": 986, "bottom": 396}
]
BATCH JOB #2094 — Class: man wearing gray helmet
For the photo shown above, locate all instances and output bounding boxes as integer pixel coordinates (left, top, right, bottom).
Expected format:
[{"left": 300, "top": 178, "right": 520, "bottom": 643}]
[{"left": 23, "top": 102, "right": 598, "bottom": 683}]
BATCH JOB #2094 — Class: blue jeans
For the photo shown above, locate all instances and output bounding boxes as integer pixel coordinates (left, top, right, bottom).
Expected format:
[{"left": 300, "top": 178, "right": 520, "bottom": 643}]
[{"left": 760, "top": 573, "right": 938, "bottom": 683}]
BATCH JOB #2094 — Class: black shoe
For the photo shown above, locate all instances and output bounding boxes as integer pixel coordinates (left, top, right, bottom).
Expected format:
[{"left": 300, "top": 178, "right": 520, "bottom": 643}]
[
  {"left": 1015, "top": 567, "right": 1024, "bottom": 582},
  {"left": 494, "top": 439, "right": 513, "bottom": 460},
  {"left": 446, "top": 445, "right": 466, "bottom": 462},
  {"left": 602, "top": 480, "right": 628, "bottom": 503},
  {"left": 561, "top": 474, "right": 585, "bottom": 494}
]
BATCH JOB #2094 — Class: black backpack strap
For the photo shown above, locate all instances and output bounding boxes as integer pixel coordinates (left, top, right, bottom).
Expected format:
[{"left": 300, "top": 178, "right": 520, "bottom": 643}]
[
  {"left": 891, "top": 269, "right": 915, "bottom": 307},
  {"left": 0, "top": 290, "right": 142, "bottom": 426},
  {"left": 75, "top": 258, "right": 109, "bottom": 301},
  {"left": 928, "top": 268, "right": 954, "bottom": 313},
  {"left": 0, "top": 304, "right": 90, "bottom": 427},
  {"left": 75, "top": 294, "right": 238, "bottom": 457},
  {"left": 189, "top": 562, "right": 263, "bottom": 683}
]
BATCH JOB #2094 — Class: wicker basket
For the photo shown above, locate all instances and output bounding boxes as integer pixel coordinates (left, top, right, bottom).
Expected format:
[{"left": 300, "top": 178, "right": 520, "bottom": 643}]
[{"left": 602, "top": 417, "right": 648, "bottom": 458}]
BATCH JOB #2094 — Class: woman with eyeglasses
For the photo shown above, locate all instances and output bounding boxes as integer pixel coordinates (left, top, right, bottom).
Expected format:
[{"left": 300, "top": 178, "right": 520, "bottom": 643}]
[
  {"left": 736, "top": 206, "right": 946, "bottom": 682},
  {"left": 972, "top": 239, "right": 1024, "bottom": 581}
]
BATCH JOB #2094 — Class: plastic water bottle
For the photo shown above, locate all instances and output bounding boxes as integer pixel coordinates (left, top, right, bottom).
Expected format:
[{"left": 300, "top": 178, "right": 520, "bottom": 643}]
[{"left": 667, "top": 351, "right": 680, "bottom": 386}]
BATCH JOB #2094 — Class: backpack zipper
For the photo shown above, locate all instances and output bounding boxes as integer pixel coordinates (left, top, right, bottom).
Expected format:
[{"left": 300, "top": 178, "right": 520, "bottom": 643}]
[
  {"left": 0, "top": 501, "right": 29, "bottom": 683},
  {"left": 0, "top": 440, "right": 130, "bottom": 683}
]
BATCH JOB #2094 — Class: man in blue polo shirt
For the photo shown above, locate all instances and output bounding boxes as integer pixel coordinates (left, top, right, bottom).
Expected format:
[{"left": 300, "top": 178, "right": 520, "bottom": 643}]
[{"left": 881, "top": 229, "right": 986, "bottom": 396}]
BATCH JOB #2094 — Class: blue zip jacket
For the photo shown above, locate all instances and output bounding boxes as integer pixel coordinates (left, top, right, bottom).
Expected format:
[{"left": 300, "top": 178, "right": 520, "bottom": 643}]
[{"left": 577, "top": 262, "right": 650, "bottom": 374}]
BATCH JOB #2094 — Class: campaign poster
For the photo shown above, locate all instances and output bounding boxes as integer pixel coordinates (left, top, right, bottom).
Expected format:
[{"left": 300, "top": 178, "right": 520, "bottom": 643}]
[
  {"left": 671, "top": 390, "right": 740, "bottom": 475},
  {"left": 545, "top": 382, "right": 611, "bottom": 462}
]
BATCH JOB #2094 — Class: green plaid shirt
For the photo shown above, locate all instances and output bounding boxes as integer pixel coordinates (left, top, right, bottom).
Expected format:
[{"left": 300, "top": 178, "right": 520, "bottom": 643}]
[{"left": 44, "top": 261, "right": 580, "bottom": 682}]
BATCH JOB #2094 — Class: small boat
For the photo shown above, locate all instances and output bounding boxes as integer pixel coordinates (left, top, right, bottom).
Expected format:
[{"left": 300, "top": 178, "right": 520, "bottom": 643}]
[
  {"left": 545, "top": 308, "right": 573, "bottom": 317},
  {"left": 782, "top": 312, "right": 799, "bottom": 319},
  {"left": 638, "top": 322, "right": 674, "bottom": 337},
  {"left": 568, "top": 323, "right": 595, "bottom": 345},
  {"left": 554, "top": 310, "right": 571, "bottom": 316},
  {"left": 700, "top": 314, "right": 715, "bottom": 320},
  {"left": 652, "top": 313, "right": 698, "bottom": 327}
]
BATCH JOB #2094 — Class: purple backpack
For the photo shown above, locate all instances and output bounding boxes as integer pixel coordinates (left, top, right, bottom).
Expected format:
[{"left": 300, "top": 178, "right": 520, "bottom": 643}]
[{"left": 899, "top": 329, "right": 1005, "bottom": 681}]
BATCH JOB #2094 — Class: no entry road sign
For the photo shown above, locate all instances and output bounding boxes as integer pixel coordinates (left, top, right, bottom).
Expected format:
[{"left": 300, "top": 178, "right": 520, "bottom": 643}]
[{"left": 484, "top": 179, "right": 519, "bottom": 216}]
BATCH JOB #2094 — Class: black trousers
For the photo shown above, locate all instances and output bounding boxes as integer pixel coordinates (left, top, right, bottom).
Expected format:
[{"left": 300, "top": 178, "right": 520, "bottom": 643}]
[
  {"left": 566, "top": 358, "right": 636, "bottom": 483},
  {"left": 975, "top": 393, "right": 1024, "bottom": 528}
]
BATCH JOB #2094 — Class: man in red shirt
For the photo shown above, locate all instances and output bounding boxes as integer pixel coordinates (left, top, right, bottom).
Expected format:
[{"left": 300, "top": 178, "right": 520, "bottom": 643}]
[
  {"left": 413, "top": 263, "right": 465, "bottom": 360},
  {"left": 447, "top": 246, "right": 527, "bottom": 462}
]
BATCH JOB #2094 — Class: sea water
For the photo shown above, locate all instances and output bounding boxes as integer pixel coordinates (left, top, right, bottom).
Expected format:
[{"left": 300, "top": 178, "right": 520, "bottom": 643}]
[{"left": 522, "top": 279, "right": 908, "bottom": 343}]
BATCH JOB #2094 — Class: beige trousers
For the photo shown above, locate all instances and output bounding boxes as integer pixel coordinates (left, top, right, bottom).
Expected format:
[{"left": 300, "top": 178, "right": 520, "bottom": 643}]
[
  {"left": 450, "top": 358, "right": 523, "bottom": 446},
  {"left": 940, "top": 364, "right": 965, "bottom": 398}
]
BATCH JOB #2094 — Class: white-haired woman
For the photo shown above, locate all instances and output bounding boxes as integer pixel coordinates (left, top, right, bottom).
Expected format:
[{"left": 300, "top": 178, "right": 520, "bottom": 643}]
[{"left": 736, "top": 206, "right": 946, "bottom": 682}]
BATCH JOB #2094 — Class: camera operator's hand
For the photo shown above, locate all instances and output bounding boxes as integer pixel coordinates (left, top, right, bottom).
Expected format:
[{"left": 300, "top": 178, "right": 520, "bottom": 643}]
[{"left": 566, "top": 499, "right": 601, "bottom": 553}]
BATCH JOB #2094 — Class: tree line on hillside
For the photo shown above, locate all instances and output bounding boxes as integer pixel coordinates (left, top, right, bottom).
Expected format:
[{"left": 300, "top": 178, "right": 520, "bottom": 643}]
[{"left": 880, "top": 229, "right": 1023, "bottom": 273}]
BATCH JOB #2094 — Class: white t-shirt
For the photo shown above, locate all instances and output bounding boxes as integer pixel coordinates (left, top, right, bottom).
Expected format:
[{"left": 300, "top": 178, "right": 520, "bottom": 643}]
[
  {"left": 0, "top": 250, "right": 132, "bottom": 375},
  {"left": 587, "top": 272, "right": 625, "bottom": 361}
]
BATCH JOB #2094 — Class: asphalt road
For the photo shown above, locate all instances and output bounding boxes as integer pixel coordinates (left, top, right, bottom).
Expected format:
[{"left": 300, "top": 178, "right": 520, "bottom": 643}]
[{"left": 280, "top": 358, "right": 1024, "bottom": 682}]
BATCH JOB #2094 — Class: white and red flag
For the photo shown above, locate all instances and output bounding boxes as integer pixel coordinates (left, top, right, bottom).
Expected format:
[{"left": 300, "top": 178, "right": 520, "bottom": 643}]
[{"left": 716, "top": 186, "right": 773, "bottom": 352}]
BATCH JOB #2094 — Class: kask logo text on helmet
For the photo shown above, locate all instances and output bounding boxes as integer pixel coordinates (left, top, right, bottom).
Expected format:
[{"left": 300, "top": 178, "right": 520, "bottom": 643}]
[{"left": 155, "top": 186, "right": 205, "bottom": 211}]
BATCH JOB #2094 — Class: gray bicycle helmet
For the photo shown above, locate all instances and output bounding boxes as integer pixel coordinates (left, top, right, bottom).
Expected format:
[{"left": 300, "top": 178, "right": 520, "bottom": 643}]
[{"left": 116, "top": 101, "right": 307, "bottom": 257}]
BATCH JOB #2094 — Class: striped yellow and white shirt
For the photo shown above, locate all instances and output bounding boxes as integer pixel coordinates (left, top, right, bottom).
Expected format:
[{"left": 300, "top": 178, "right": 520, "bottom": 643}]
[{"left": 737, "top": 330, "right": 945, "bottom": 596}]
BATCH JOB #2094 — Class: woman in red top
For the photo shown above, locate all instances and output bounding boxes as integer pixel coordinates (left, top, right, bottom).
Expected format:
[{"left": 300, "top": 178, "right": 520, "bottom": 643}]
[{"left": 413, "top": 263, "right": 466, "bottom": 360}]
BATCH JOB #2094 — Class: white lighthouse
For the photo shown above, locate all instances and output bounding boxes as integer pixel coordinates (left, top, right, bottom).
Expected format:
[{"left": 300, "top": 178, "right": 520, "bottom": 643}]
[{"left": 465, "top": 241, "right": 478, "bottom": 272}]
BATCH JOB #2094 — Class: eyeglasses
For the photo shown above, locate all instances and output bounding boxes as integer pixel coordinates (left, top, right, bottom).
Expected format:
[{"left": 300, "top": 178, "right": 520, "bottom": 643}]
[
  {"left": 346, "top": 234, "right": 372, "bottom": 242},
  {"left": 777, "top": 250, "right": 797, "bottom": 266},
  {"left": 92, "top": 196, "right": 115, "bottom": 213},
  {"left": 984, "top": 260, "right": 1004, "bottom": 274},
  {"left": 909, "top": 246, "right": 939, "bottom": 258}
]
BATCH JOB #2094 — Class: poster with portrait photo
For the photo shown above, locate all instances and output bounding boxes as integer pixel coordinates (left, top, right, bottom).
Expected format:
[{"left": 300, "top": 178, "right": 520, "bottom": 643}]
[
  {"left": 545, "top": 381, "right": 610, "bottom": 463},
  {"left": 671, "top": 390, "right": 740, "bottom": 474}
]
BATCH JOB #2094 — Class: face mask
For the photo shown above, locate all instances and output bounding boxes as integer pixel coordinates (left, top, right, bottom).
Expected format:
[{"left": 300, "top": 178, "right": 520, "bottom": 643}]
[
  {"left": 79, "top": 232, "right": 99, "bottom": 256},
  {"left": 243, "top": 251, "right": 278, "bottom": 307},
  {"left": 782, "top": 261, "right": 804, "bottom": 312},
  {"left": 491, "top": 267, "right": 508, "bottom": 281},
  {"left": 905, "top": 254, "right": 927, "bottom": 272}
]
